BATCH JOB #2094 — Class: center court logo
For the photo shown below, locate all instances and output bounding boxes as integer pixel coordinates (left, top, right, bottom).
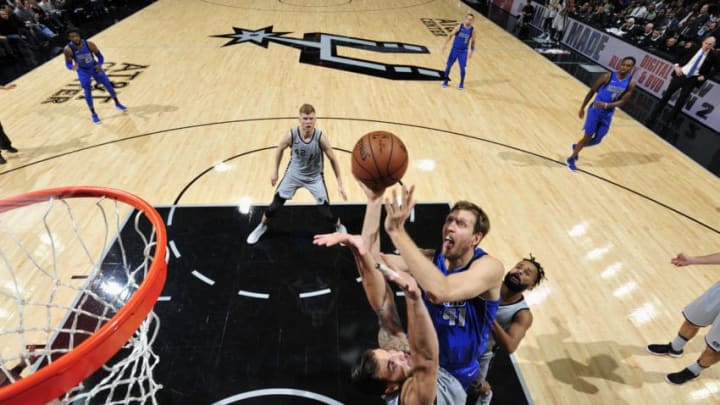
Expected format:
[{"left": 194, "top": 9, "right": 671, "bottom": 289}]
[{"left": 212, "top": 26, "right": 444, "bottom": 81}]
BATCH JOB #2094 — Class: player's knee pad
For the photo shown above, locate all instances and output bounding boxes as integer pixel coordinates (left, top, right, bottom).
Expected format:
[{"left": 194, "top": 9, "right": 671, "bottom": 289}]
[{"left": 265, "top": 193, "right": 286, "bottom": 218}]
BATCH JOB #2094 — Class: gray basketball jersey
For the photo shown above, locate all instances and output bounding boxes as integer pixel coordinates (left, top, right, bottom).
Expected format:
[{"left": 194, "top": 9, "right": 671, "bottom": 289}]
[
  {"left": 383, "top": 367, "right": 467, "bottom": 405},
  {"left": 485, "top": 297, "right": 530, "bottom": 353},
  {"left": 286, "top": 126, "right": 323, "bottom": 182}
]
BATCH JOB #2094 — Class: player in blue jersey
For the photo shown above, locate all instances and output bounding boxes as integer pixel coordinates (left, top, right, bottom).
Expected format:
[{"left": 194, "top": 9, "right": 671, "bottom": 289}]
[
  {"left": 441, "top": 13, "right": 476, "bottom": 89},
  {"left": 381, "top": 185, "right": 503, "bottom": 390},
  {"left": 315, "top": 182, "right": 503, "bottom": 396},
  {"left": 313, "top": 183, "right": 467, "bottom": 404},
  {"left": 566, "top": 56, "right": 637, "bottom": 172},
  {"left": 63, "top": 27, "right": 127, "bottom": 124}
]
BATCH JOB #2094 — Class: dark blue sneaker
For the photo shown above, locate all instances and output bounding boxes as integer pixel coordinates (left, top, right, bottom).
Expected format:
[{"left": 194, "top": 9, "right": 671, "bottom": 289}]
[
  {"left": 565, "top": 157, "right": 577, "bottom": 172},
  {"left": 458, "top": 83, "right": 464, "bottom": 90},
  {"left": 92, "top": 113, "right": 100, "bottom": 124},
  {"left": 115, "top": 102, "right": 127, "bottom": 112},
  {"left": 442, "top": 81, "right": 448, "bottom": 88},
  {"left": 572, "top": 144, "right": 579, "bottom": 160}
]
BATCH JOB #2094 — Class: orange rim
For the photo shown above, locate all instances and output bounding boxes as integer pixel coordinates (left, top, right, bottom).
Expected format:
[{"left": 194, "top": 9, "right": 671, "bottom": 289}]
[{"left": 0, "top": 186, "right": 167, "bottom": 405}]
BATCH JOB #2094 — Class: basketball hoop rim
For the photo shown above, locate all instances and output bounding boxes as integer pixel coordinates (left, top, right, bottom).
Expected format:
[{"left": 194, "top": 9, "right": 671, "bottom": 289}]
[{"left": 0, "top": 186, "right": 168, "bottom": 405}]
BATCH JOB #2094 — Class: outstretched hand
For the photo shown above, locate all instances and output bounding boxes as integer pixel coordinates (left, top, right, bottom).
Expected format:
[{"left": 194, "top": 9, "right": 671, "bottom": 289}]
[
  {"left": 671, "top": 253, "right": 692, "bottom": 267},
  {"left": 383, "top": 184, "right": 416, "bottom": 234},
  {"left": 313, "top": 232, "right": 366, "bottom": 255}
]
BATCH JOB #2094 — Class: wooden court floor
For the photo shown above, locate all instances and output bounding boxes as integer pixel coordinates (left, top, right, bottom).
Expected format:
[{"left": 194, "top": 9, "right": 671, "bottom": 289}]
[{"left": 2, "top": 0, "right": 720, "bottom": 403}]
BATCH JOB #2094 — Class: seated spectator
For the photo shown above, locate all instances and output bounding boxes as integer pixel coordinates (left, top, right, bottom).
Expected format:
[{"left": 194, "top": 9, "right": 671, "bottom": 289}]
[
  {"left": 678, "top": 16, "right": 699, "bottom": 42},
  {"left": 28, "top": 0, "right": 64, "bottom": 34},
  {"left": 619, "top": 17, "right": 638, "bottom": 36},
  {"left": 696, "top": 3, "right": 711, "bottom": 28},
  {"left": 698, "top": 21, "right": 718, "bottom": 39},
  {"left": 665, "top": 10, "right": 681, "bottom": 35},
  {"left": 645, "top": 3, "right": 658, "bottom": 23},
  {"left": 36, "top": 0, "right": 64, "bottom": 18},
  {"left": 634, "top": 22, "right": 654, "bottom": 43},
  {"left": 641, "top": 27, "right": 665, "bottom": 49},
  {"left": 654, "top": 8, "right": 670, "bottom": 31},
  {"left": 656, "top": 35, "right": 683, "bottom": 59},
  {"left": 0, "top": 5, "right": 37, "bottom": 66},
  {"left": 629, "top": 1, "right": 649, "bottom": 21},
  {"left": 708, "top": 21, "right": 720, "bottom": 41},
  {"left": 590, "top": 4, "right": 612, "bottom": 27},
  {"left": 13, "top": 0, "right": 56, "bottom": 41},
  {"left": 602, "top": 0, "right": 614, "bottom": 15},
  {"left": 576, "top": 1, "right": 593, "bottom": 21}
]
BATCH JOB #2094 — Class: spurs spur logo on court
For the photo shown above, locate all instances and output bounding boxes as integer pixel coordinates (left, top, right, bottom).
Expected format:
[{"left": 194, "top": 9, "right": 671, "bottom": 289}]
[
  {"left": 42, "top": 62, "right": 149, "bottom": 104},
  {"left": 212, "top": 26, "right": 444, "bottom": 81}
]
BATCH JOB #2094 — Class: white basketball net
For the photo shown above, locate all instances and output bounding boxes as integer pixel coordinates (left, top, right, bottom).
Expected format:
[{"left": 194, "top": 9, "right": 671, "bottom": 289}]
[{"left": 0, "top": 194, "right": 163, "bottom": 404}]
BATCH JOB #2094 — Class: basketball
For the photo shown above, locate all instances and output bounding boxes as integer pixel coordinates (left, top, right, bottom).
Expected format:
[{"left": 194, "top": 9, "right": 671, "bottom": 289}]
[{"left": 351, "top": 130, "right": 409, "bottom": 191}]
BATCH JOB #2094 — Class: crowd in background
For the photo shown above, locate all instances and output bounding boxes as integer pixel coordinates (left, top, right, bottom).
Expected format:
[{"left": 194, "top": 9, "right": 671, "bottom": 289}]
[
  {"left": 567, "top": 0, "right": 719, "bottom": 71},
  {"left": 0, "top": 0, "right": 128, "bottom": 79}
]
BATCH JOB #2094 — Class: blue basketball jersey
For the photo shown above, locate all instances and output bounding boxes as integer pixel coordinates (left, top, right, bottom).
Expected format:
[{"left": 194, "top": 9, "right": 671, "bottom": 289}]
[
  {"left": 424, "top": 247, "right": 500, "bottom": 390},
  {"left": 595, "top": 71, "right": 633, "bottom": 106},
  {"left": 68, "top": 40, "right": 97, "bottom": 70},
  {"left": 452, "top": 24, "right": 474, "bottom": 50}
]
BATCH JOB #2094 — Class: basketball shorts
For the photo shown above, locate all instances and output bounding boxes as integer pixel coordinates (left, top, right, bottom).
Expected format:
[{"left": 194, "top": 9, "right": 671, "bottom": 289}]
[
  {"left": 582, "top": 106, "right": 614, "bottom": 140},
  {"left": 683, "top": 282, "right": 720, "bottom": 352},
  {"left": 276, "top": 173, "right": 329, "bottom": 204}
]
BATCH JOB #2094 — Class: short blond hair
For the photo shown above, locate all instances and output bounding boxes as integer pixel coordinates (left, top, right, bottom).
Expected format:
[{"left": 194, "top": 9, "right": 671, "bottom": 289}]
[{"left": 299, "top": 104, "right": 315, "bottom": 115}]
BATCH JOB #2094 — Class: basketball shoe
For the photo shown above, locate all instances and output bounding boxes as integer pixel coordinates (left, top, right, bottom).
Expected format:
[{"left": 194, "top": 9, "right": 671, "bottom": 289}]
[
  {"left": 565, "top": 157, "right": 577, "bottom": 172},
  {"left": 647, "top": 343, "right": 683, "bottom": 358},
  {"left": 246, "top": 222, "right": 267, "bottom": 244},
  {"left": 665, "top": 368, "right": 698, "bottom": 385}
]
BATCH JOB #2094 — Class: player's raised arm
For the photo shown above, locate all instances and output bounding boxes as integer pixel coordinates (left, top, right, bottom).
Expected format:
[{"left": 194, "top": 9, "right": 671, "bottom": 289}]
[{"left": 385, "top": 265, "right": 438, "bottom": 405}]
